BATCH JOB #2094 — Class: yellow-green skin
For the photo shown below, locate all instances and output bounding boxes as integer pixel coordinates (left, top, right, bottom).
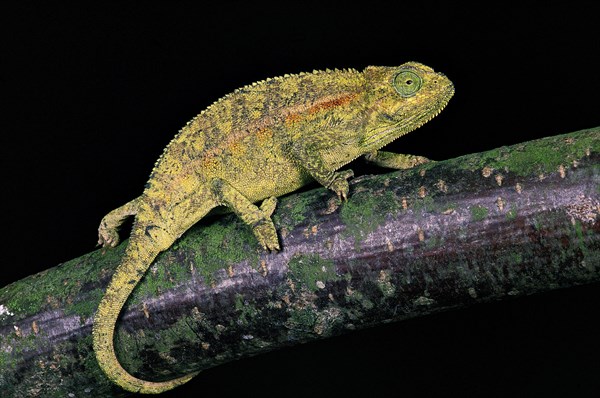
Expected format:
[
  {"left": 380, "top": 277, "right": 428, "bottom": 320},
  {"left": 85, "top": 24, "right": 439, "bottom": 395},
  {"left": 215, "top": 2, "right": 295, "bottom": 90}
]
[{"left": 92, "top": 62, "right": 454, "bottom": 393}]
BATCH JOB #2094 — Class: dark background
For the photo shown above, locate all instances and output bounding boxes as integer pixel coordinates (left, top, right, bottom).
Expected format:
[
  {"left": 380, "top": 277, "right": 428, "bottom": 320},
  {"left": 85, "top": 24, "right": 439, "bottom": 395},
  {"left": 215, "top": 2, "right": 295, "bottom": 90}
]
[{"left": 2, "top": 2, "right": 600, "bottom": 397}]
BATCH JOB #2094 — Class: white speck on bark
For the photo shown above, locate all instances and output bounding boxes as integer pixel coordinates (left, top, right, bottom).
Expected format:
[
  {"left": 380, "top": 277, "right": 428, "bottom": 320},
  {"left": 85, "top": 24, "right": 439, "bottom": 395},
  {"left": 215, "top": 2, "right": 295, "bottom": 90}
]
[{"left": 0, "top": 305, "right": 14, "bottom": 316}]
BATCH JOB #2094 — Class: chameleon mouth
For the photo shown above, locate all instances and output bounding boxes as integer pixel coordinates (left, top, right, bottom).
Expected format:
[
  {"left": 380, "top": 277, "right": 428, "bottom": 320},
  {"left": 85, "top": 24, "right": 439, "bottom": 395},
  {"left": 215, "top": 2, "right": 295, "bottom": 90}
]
[{"left": 363, "top": 95, "right": 452, "bottom": 150}]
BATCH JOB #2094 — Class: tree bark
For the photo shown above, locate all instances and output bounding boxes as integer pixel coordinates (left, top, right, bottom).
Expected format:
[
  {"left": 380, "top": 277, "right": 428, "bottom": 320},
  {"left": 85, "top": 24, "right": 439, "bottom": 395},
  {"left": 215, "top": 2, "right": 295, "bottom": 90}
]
[{"left": 1, "top": 127, "right": 599, "bottom": 397}]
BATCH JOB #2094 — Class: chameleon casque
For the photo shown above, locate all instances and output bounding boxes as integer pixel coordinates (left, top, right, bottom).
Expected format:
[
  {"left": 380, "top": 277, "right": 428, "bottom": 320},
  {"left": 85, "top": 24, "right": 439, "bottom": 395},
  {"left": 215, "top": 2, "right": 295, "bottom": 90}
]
[{"left": 92, "top": 61, "right": 454, "bottom": 393}]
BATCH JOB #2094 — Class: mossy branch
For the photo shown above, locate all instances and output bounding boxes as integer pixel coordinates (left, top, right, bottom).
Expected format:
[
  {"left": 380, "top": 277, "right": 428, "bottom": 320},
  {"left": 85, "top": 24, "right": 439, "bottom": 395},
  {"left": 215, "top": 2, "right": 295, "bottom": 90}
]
[{"left": 1, "top": 127, "right": 599, "bottom": 397}]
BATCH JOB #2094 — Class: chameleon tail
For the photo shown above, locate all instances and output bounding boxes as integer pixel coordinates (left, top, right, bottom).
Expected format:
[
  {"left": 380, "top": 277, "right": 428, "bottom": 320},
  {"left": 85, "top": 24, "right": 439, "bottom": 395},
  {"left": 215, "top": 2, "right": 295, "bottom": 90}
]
[{"left": 92, "top": 226, "right": 199, "bottom": 394}]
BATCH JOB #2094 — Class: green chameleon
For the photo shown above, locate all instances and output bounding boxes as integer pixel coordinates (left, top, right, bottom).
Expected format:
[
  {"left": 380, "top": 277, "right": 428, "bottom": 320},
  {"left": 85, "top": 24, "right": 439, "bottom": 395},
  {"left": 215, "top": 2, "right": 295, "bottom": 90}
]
[{"left": 93, "top": 61, "right": 454, "bottom": 393}]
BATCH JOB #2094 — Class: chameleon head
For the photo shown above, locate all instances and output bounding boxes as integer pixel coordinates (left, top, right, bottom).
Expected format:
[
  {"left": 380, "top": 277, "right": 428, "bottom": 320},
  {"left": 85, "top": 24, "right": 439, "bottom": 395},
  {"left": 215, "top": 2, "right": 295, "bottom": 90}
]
[{"left": 361, "top": 62, "right": 454, "bottom": 150}]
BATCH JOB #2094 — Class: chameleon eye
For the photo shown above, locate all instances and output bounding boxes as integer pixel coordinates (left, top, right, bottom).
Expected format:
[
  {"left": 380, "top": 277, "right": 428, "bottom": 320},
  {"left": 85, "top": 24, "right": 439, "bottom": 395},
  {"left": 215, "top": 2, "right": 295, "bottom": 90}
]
[{"left": 393, "top": 70, "right": 422, "bottom": 97}]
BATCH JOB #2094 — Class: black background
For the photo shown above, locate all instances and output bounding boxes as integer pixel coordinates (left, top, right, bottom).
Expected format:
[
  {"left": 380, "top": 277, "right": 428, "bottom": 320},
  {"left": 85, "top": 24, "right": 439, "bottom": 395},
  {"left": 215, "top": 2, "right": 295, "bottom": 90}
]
[{"left": 2, "top": 2, "right": 600, "bottom": 397}]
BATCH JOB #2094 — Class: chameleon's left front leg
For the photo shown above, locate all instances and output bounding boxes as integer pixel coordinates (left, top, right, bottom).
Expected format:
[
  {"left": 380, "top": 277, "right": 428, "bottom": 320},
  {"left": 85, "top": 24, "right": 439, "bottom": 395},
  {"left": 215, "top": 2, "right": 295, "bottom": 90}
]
[
  {"left": 364, "top": 150, "right": 430, "bottom": 169},
  {"left": 288, "top": 142, "right": 354, "bottom": 200}
]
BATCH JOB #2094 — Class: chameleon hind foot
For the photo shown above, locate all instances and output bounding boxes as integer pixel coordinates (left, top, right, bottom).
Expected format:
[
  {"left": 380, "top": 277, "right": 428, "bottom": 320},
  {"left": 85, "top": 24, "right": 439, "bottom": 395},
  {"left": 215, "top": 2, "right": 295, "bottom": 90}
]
[
  {"left": 97, "top": 197, "right": 141, "bottom": 247},
  {"left": 98, "top": 220, "right": 121, "bottom": 248}
]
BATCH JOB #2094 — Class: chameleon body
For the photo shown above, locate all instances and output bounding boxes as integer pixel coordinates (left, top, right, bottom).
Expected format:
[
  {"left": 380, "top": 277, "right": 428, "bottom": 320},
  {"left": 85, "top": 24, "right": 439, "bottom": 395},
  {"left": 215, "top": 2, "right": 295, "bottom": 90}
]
[{"left": 92, "top": 62, "right": 454, "bottom": 393}]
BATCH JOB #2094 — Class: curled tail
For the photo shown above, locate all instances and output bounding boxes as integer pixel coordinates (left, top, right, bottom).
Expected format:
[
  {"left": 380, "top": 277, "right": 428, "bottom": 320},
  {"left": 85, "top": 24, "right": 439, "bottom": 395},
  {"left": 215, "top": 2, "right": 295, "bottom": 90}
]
[{"left": 92, "top": 225, "right": 199, "bottom": 394}]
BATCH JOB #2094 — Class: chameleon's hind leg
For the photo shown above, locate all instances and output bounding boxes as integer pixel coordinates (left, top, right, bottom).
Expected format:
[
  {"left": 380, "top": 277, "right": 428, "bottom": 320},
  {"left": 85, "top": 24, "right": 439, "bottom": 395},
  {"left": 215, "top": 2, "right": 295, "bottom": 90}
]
[
  {"left": 210, "top": 178, "right": 280, "bottom": 251},
  {"left": 98, "top": 197, "right": 142, "bottom": 247}
]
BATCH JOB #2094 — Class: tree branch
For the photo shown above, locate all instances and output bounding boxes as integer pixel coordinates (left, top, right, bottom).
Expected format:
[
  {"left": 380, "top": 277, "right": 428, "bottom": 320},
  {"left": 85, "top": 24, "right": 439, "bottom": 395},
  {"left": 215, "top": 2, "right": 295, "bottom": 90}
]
[{"left": 1, "top": 127, "right": 599, "bottom": 397}]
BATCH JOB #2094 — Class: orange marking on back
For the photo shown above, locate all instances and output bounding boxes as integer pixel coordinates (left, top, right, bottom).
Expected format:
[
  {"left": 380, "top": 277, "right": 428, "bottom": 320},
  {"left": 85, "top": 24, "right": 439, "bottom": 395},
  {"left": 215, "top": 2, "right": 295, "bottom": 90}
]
[
  {"left": 285, "top": 113, "right": 302, "bottom": 125},
  {"left": 308, "top": 93, "right": 357, "bottom": 115},
  {"left": 285, "top": 92, "right": 359, "bottom": 125},
  {"left": 200, "top": 91, "right": 359, "bottom": 164}
]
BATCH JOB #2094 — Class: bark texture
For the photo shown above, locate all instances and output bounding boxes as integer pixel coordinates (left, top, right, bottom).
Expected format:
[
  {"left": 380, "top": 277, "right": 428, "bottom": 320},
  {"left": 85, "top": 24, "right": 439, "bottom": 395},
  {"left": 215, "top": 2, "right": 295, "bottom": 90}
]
[{"left": 1, "top": 127, "right": 599, "bottom": 397}]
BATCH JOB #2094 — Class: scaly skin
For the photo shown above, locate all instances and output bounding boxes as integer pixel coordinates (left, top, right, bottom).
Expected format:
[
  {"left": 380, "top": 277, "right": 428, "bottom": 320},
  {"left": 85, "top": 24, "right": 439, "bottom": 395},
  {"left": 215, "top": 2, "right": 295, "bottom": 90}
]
[{"left": 93, "top": 62, "right": 454, "bottom": 393}]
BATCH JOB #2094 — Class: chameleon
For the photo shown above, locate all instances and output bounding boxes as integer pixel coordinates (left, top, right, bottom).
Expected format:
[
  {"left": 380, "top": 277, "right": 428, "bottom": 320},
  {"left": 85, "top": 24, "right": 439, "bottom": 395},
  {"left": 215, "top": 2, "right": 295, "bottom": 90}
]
[{"left": 92, "top": 61, "right": 454, "bottom": 393}]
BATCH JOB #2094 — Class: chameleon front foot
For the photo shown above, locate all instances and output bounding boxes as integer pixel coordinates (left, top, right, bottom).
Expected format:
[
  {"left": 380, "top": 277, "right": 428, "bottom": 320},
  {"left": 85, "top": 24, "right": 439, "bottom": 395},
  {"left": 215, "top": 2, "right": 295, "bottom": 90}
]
[
  {"left": 364, "top": 151, "right": 431, "bottom": 169},
  {"left": 328, "top": 169, "right": 354, "bottom": 201}
]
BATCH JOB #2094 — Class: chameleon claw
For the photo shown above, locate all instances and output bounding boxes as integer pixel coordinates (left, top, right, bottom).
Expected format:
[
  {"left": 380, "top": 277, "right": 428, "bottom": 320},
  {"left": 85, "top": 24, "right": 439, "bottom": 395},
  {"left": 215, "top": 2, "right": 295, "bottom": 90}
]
[
  {"left": 263, "top": 241, "right": 280, "bottom": 253},
  {"left": 328, "top": 169, "right": 353, "bottom": 202},
  {"left": 97, "top": 230, "right": 120, "bottom": 248},
  {"left": 252, "top": 219, "right": 280, "bottom": 252}
]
